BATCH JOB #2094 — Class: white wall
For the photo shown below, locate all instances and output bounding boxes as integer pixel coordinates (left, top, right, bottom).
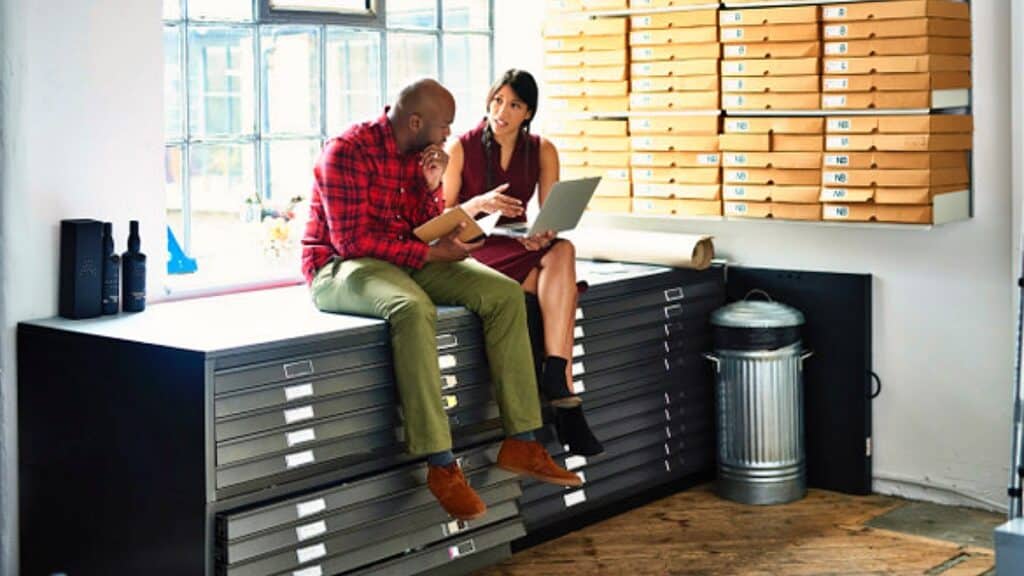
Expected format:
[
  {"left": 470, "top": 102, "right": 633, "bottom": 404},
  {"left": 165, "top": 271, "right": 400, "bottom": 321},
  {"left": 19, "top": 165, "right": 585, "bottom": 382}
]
[
  {"left": 502, "top": 3, "right": 1015, "bottom": 510},
  {"left": 0, "top": 0, "right": 165, "bottom": 573}
]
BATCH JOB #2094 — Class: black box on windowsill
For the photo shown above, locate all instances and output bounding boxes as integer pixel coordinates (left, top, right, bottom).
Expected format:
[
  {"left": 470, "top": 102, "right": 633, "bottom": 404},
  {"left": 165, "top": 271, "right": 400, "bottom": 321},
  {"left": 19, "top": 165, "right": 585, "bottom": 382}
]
[{"left": 59, "top": 219, "right": 104, "bottom": 319}]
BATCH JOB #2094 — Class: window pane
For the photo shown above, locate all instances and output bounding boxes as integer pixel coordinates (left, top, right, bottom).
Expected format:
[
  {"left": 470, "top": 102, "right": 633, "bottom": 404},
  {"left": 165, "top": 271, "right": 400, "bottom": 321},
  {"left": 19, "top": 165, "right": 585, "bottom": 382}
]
[
  {"left": 187, "top": 142, "right": 256, "bottom": 260},
  {"left": 166, "top": 145, "right": 186, "bottom": 254},
  {"left": 261, "top": 26, "right": 321, "bottom": 135},
  {"left": 443, "top": 34, "right": 490, "bottom": 133},
  {"left": 164, "top": 25, "right": 184, "bottom": 140},
  {"left": 387, "top": 33, "right": 438, "bottom": 102},
  {"left": 187, "top": 0, "right": 253, "bottom": 21},
  {"left": 326, "top": 29, "right": 382, "bottom": 133},
  {"left": 188, "top": 26, "right": 256, "bottom": 137},
  {"left": 444, "top": 0, "right": 488, "bottom": 30},
  {"left": 261, "top": 139, "right": 320, "bottom": 203},
  {"left": 387, "top": 0, "right": 437, "bottom": 29},
  {"left": 271, "top": 0, "right": 369, "bottom": 13},
  {"left": 163, "top": 0, "right": 182, "bottom": 21}
]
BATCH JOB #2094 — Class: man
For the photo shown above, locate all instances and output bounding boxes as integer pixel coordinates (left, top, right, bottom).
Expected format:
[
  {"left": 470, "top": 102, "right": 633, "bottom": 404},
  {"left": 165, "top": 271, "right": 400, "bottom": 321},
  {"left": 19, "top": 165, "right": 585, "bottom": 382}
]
[{"left": 301, "top": 78, "right": 581, "bottom": 520}]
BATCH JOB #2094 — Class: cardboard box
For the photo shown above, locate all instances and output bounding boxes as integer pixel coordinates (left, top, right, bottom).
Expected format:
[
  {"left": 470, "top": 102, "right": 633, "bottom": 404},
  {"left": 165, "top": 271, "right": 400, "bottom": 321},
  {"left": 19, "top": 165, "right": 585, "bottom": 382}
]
[
  {"left": 545, "top": 65, "right": 627, "bottom": 82},
  {"left": 822, "top": 72, "right": 971, "bottom": 92},
  {"left": 544, "top": 18, "right": 628, "bottom": 38},
  {"left": 630, "top": 27, "right": 718, "bottom": 46},
  {"left": 722, "top": 92, "right": 821, "bottom": 110},
  {"left": 821, "top": 167, "right": 968, "bottom": 187},
  {"left": 723, "top": 41, "right": 820, "bottom": 60},
  {"left": 631, "top": 134, "right": 720, "bottom": 151},
  {"left": 629, "top": 115, "right": 719, "bottom": 134},
  {"left": 720, "top": 6, "right": 819, "bottom": 26},
  {"left": 630, "top": 91, "right": 719, "bottom": 110},
  {"left": 820, "top": 186, "right": 875, "bottom": 203},
  {"left": 724, "top": 168, "right": 821, "bottom": 186},
  {"left": 822, "top": 203, "right": 932, "bottom": 223},
  {"left": 822, "top": 90, "right": 970, "bottom": 110},
  {"left": 633, "top": 75, "right": 720, "bottom": 92},
  {"left": 630, "top": 0, "right": 711, "bottom": 8},
  {"left": 548, "top": 96, "right": 630, "bottom": 113},
  {"left": 633, "top": 197, "right": 723, "bottom": 216},
  {"left": 632, "top": 182, "right": 721, "bottom": 199},
  {"left": 823, "top": 19, "right": 971, "bottom": 40},
  {"left": 822, "top": 151, "right": 968, "bottom": 170},
  {"left": 631, "top": 10, "right": 718, "bottom": 30},
  {"left": 719, "top": 133, "right": 771, "bottom": 151},
  {"left": 725, "top": 201, "right": 822, "bottom": 221},
  {"left": 823, "top": 55, "right": 971, "bottom": 75},
  {"left": 546, "top": 50, "right": 627, "bottom": 68},
  {"left": 548, "top": 81, "right": 629, "bottom": 98},
  {"left": 563, "top": 166, "right": 631, "bottom": 180},
  {"left": 720, "top": 23, "right": 820, "bottom": 44},
  {"left": 874, "top": 185, "right": 963, "bottom": 204},
  {"left": 593, "top": 179, "right": 632, "bottom": 198},
  {"left": 550, "top": 136, "right": 631, "bottom": 152},
  {"left": 632, "top": 43, "right": 720, "bottom": 62},
  {"left": 724, "top": 116, "right": 824, "bottom": 134},
  {"left": 725, "top": 151, "right": 822, "bottom": 169},
  {"left": 772, "top": 134, "right": 825, "bottom": 151},
  {"left": 722, "top": 58, "right": 819, "bottom": 77},
  {"left": 587, "top": 196, "right": 631, "bottom": 213},
  {"left": 825, "top": 114, "right": 973, "bottom": 134},
  {"left": 545, "top": 35, "right": 628, "bottom": 53},
  {"left": 633, "top": 151, "right": 722, "bottom": 167},
  {"left": 723, "top": 75, "right": 820, "bottom": 93},
  {"left": 826, "top": 133, "right": 973, "bottom": 151},
  {"left": 548, "top": 0, "right": 629, "bottom": 12},
  {"left": 632, "top": 59, "right": 719, "bottom": 77},
  {"left": 633, "top": 166, "right": 721, "bottom": 184},
  {"left": 724, "top": 184, "right": 821, "bottom": 203},
  {"left": 561, "top": 151, "right": 633, "bottom": 167},
  {"left": 824, "top": 37, "right": 972, "bottom": 58},
  {"left": 821, "top": 1, "right": 970, "bottom": 22},
  {"left": 545, "top": 119, "right": 628, "bottom": 137}
]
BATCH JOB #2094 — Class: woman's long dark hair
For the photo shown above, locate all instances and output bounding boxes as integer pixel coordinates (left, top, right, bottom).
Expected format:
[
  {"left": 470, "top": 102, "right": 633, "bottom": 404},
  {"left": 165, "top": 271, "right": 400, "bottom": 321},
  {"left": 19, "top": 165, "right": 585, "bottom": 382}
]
[{"left": 481, "top": 69, "right": 539, "bottom": 191}]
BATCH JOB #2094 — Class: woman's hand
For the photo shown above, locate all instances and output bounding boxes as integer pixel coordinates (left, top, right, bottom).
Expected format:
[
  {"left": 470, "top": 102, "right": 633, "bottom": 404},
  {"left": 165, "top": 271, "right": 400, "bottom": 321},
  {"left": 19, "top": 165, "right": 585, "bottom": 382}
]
[
  {"left": 465, "top": 183, "right": 522, "bottom": 217},
  {"left": 518, "top": 230, "right": 555, "bottom": 252}
]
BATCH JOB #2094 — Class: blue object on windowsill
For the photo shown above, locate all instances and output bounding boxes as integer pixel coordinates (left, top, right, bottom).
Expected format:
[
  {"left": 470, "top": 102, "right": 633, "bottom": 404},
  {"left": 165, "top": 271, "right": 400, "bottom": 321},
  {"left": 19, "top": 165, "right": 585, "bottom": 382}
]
[{"left": 167, "top": 225, "right": 198, "bottom": 275}]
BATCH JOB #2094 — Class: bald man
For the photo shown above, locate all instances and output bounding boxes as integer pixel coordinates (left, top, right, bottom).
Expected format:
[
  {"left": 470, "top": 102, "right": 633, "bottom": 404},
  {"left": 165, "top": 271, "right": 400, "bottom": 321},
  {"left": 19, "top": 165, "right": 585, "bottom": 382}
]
[{"left": 301, "top": 79, "right": 581, "bottom": 521}]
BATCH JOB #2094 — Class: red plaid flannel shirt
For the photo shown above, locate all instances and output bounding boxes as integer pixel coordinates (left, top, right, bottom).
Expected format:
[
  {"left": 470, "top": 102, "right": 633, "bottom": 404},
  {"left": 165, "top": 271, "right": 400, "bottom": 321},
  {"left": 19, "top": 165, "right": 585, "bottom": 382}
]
[{"left": 302, "top": 111, "right": 444, "bottom": 282}]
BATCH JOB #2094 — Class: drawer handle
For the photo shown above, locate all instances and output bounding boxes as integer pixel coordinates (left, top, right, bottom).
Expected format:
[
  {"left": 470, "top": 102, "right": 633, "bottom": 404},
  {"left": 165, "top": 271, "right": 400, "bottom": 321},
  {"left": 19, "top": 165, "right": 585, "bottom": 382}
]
[
  {"left": 283, "top": 360, "right": 314, "bottom": 379},
  {"left": 564, "top": 455, "right": 587, "bottom": 470},
  {"left": 287, "top": 428, "right": 317, "bottom": 447},
  {"left": 572, "top": 361, "right": 585, "bottom": 376},
  {"left": 284, "top": 383, "right": 314, "bottom": 402},
  {"left": 572, "top": 343, "right": 585, "bottom": 357},
  {"left": 573, "top": 326, "right": 585, "bottom": 339},
  {"left": 284, "top": 405, "right": 315, "bottom": 425},
  {"left": 293, "top": 566, "right": 323, "bottom": 576},
  {"left": 447, "top": 538, "right": 477, "bottom": 560},
  {"left": 441, "top": 374, "right": 458, "bottom": 390},
  {"left": 437, "top": 333, "right": 459, "bottom": 350},
  {"left": 296, "top": 520, "right": 327, "bottom": 542},
  {"left": 664, "top": 287, "right": 684, "bottom": 301},
  {"left": 285, "top": 450, "right": 315, "bottom": 469},
  {"left": 573, "top": 379, "right": 585, "bottom": 393},
  {"left": 438, "top": 355, "right": 457, "bottom": 370},
  {"left": 296, "top": 497, "right": 326, "bottom": 518},
  {"left": 564, "top": 488, "right": 587, "bottom": 508},
  {"left": 442, "top": 394, "right": 459, "bottom": 411},
  {"left": 664, "top": 304, "right": 682, "bottom": 318},
  {"left": 442, "top": 519, "right": 469, "bottom": 537},
  {"left": 296, "top": 542, "right": 327, "bottom": 564},
  {"left": 575, "top": 307, "right": 584, "bottom": 320}
]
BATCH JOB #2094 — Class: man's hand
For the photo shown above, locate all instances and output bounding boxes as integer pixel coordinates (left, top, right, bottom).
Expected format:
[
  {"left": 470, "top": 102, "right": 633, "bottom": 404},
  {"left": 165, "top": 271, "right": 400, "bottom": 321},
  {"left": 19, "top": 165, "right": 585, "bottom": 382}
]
[
  {"left": 518, "top": 230, "right": 556, "bottom": 252},
  {"left": 426, "top": 223, "right": 485, "bottom": 262},
  {"left": 421, "top": 144, "right": 449, "bottom": 191},
  {"left": 464, "top": 183, "right": 522, "bottom": 217}
]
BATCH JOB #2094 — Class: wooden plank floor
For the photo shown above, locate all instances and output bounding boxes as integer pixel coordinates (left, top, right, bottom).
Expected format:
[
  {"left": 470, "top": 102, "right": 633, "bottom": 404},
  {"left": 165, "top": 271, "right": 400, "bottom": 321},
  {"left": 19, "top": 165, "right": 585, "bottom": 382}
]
[{"left": 476, "top": 484, "right": 995, "bottom": 575}]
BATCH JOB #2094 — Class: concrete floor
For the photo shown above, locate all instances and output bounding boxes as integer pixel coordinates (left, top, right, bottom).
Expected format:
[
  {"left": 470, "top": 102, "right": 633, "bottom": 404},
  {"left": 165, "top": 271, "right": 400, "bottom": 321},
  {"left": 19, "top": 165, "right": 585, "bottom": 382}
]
[{"left": 867, "top": 500, "right": 1005, "bottom": 550}]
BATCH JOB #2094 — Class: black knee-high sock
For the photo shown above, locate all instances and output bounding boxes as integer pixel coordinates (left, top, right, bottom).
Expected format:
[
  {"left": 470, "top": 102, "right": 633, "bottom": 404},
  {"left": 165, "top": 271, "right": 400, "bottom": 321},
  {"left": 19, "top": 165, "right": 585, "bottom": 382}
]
[{"left": 541, "top": 356, "right": 570, "bottom": 397}]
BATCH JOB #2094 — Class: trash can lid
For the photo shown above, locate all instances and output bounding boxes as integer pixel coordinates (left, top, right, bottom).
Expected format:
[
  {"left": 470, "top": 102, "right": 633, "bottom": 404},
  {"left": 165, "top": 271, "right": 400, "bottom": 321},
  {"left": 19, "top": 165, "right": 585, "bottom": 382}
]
[{"left": 711, "top": 298, "right": 805, "bottom": 329}]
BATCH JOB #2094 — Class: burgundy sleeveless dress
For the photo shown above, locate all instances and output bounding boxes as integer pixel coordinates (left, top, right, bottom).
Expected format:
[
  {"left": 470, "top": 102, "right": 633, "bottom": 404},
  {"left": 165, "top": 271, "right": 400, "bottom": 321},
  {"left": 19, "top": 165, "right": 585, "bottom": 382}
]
[{"left": 458, "top": 120, "right": 553, "bottom": 284}]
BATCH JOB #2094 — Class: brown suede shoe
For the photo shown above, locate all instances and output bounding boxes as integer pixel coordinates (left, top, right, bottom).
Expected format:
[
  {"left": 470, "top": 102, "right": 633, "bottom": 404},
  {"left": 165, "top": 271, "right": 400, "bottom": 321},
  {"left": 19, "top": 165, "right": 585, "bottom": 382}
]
[
  {"left": 427, "top": 463, "right": 487, "bottom": 521},
  {"left": 496, "top": 438, "right": 583, "bottom": 487}
]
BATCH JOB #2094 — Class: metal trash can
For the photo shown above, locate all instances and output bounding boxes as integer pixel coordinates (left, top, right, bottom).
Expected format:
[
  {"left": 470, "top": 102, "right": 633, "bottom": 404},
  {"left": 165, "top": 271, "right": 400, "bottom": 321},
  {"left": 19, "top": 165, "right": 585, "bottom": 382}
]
[{"left": 704, "top": 290, "right": 812, "bottom": 505}]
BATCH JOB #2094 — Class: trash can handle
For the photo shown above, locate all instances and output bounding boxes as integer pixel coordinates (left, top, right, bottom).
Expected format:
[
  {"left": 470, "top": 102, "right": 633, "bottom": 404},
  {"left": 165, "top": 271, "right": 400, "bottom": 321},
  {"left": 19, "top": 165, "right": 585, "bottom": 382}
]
[
  {"left": 702, "top": 352, "right": 720, "bottom": 373},
  {"left": 744, "top": 289, "right": 774, "bottom": 302},
  {"left": 800, "top": 349, "right": 814, "bottom": 369}
]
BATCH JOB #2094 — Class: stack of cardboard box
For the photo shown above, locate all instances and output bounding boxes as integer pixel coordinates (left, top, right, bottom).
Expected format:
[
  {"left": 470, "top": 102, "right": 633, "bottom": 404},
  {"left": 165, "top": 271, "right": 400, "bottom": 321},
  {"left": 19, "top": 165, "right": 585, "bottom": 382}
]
[
  {"left": 719, "top": 6, "right": 821, "bottom": 112},
  {"left": 630, "top": 115, "right": 722, "bottom": 217},
  {"left": 720, "top": 117, "right": 823, "bottom": 221},
  {"left": 821, "top": 0, "right": 971, "bottom": 111},
  {"left": 820, "top": 114, "right": 972, "bottom": 224},
  {"left": 543, "top": 14, "right": 629, "bottom": 116},
  {"left": 549, "top": 119, "right": 633, "bottom": 212},
  {"left": 629, "top": 9, "right": 720, "bottom": 112}
]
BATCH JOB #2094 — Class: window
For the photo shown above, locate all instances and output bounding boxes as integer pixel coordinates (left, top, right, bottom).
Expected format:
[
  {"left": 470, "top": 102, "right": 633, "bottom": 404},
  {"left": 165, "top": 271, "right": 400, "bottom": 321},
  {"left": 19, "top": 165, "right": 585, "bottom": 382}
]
[{"left": 163, "top": 0, "right": 493, "bottom": 292}]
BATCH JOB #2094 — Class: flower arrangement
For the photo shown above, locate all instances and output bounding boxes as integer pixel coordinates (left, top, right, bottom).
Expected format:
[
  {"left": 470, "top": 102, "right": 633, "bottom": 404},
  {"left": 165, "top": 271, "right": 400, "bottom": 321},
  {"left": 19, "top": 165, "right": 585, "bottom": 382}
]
[{"left": 242, "top": 194, "right": 305, "bottom": 258}]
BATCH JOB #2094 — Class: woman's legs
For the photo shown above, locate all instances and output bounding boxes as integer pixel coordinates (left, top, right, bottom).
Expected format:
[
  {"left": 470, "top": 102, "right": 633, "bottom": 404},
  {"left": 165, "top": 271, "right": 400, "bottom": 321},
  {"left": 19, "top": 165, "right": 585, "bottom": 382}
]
[{"left": 522, "top": 240, "right": 577, "bottom": 394}]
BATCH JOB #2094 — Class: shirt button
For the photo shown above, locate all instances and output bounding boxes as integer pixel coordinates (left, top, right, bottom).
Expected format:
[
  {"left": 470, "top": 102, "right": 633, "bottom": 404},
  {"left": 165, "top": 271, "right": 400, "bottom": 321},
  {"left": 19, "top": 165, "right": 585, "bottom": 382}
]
[
  {"left": 399, "top": 187, "right": 405, "bottom": 194},
  {"left": 398, "top": 235, "right": 405, "bottom": 241}
]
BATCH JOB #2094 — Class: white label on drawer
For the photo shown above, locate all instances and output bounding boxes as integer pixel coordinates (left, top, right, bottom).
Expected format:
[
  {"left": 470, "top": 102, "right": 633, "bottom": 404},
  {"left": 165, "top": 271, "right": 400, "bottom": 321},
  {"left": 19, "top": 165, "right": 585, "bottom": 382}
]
[
  {"left": 284, "top": 405, "right": 315, "bottom": 424},
  {"left": 442, "top": 519, "right": 468, "bottom": 536},
  {"left": 828, "top": 118, "right": 853, "bottom": 131},
  {"left": 665, "top": 459, "right": 673, "bottom": 472},
  {"left": 575, "top": 307, "right": 584, "bottom": 320},
  {"left": 287, "top": 428, "right": 317, "bottom": 447},
  {"left": 448, "top": 539, "right": 477, "bottom": 559},
  {"left": 826, "top": 188, "right": 849, "bottom": 199},
  {"left": 825, "top": 205, "right": 851, "bottom": 218},
  {"left": 296, "top": 498, "right": 326, "bottom": 518},
  {"left": 722, "top": 28, "right": 743, "bottom": 40},
  {"left": 442, "top": 394, "right": 459, "bottom": 410},
  {"left": 824, "top": 172, "right": 848, "bottom": 185},
  {"left": 664, "top": 391, "right": 672, "bottom": 405},
  {"left": 564, "top": 489, "right": 587, "bottom": 508},
  {"left": 825, "top": 42, "right": 848, "bottom": 56},
  {"left": 724, "top": 95, "right": 745, "bottom": 107},
  {"left": 727, "top": 170, "right": 749, "bottom": 182},
  {"left": 825, "top": 24, "right": 848, "bottom": 38},
  {"left": 665, "top": 408, "right": 672, "bottom": 421},
  {"left": 573, "top": 379, "right": 585, "bottom": 393},
  {"left": 572, "top": 362, "right": 585, "bottom": 376},
  {"left": 726, "top": 120, "right": 750, "bottom": 133},
  {"left": 698, "top": 154, "right": 719, "bottom": 165},
  {"left": 724, "top": 79, "right": 744, "bottom": 91},
  {"left": 828, "top": 136, "right": 851, "bottom": 149},
  {"left": 285, "top": 383, "right": 314, "bottom": 402},
  {"left": 633, "top": 16, "right": 651, "bottom": 27},
  {"left": 665, "top": 443, "right": 671, "bottom": 456},
  {"left": 824, "top": 95, "right": 848, "bottom": 107},
  {"left": 293, "top": 566, "right": 323, "bottom": 576},
  {"left": 572, "top": 343, "right": 585, "bottom": 357},
  {"left": 438, "top": 354, "right": 457, "bottom": 370},
  {"left": 442, "top": 374, "right": 458, "bottom": 390},
  {"left": 286, "top": 450, "right": 315, "bottom": 469},
  {"left": 724, "top": 45, "right": 746, "bottom": 57},
  {"left": 825, "top": 60, "right": 849, "bottom": 73},
  {"left": 824, "top": 6, "right": 847, "bottom": 18},
  {"left": 825, "top": 155, "right": 850, "bottom": 167},
  {"left": 577, "top": 470, "right": 587, "bottom": 484},
  {"left": 727, "top": 202, "right": 748, "bottom": 214},
  {"left": 727, "top": 154, "right": 748, "bottom": 166},
  {"left": 565, "top": 455, "right": 588, "bottom": 470},
  {"left": 296, "top": 543, "right": 327, "bottom": 564},
  {"left": 296, "top": 520, "right": 327, "bottom": 541},
  {"left": 825, "top": 78, "right": 849, "bottom": 90},
  {"left": 723, "top": 61, "right": 745, "bottom": 75},
  {"left": 574, "top": 326, "right": 585, "bottom": 339},
  {"left": 665, "top": 426, "right": 673, "bottom": 439}
]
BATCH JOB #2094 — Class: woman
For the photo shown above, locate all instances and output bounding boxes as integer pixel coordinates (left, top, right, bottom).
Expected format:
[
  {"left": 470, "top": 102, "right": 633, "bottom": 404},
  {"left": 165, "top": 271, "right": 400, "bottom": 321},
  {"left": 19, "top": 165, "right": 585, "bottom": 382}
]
[{"left": 443, "top": 69, "right": 602, "bottom": 456}]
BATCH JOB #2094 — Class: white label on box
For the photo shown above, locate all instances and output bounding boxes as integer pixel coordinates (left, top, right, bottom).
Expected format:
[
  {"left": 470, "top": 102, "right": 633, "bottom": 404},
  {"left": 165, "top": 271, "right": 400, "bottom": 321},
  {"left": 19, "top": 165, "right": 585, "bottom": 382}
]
[
  {"left": 286, "top": 450, "right": 316, "bottom": 469},
  {"left": 726, "top": 120, "right": 750, "bottom": 133},
  {"left": 824, "top": 95, "right": 848, "bottom": 107},
  {"left": 699, "top": 154, "right": 719, "bottom": 165},
  {"left": 637, "top": 119, "right": 652, "bottom": 129},
  {"left": 825, "top": 25, "right": 848, "bottom": 38},
  {"left": 824, "top": 172, "right": 848, "bottom": 184},
  {"left": 724, "top": 45, "right": 746, "bottom": 57},
  {"left": 724, "top": 79, "right": 744, "bottom": 91},
  {"left": 633, "top": 137, "right": 654, "bottom": 148},
  {"left": 828, "top": 118, "right": 853, "bottom": 131},
  {"left": 438, "top": 354, "right": 456, "bottom": 369},
  {"left": 285, "top": 383, "right": 314, "bottom": 402},
  {"left": 825, "top": 78, "right": 849, "bottom": 90},
  {"left": 634, "top": 94, "right": 653, "bottom": 106},
  {"left": 727, "top": 186, "right": 746, "bottom": 197},
  {"left": 728, "top": 153, "right": 747, "bottom": 165},
  {"left": 633, "top": 16, "right": 651, "bottom": 27},
  {"left": 284, "top": 405, "right": 315, "bottom": 425},
  {"left": 828, "top": 136, "right": 851, "bottom": 148},
  {"left": 637, "top": 79, "right": 653, "bottom": 90},
  {"left": 565, "top": 455, "right": 588, "bottom": 470},
  {"left": 724, "top": 95, "right": 744, "bottom": 107},
  {"left": 610, "top": 169, "right": 629, "bottom": 179},
  {"left": 574, "top": 325, "right": 585, "bottom": 338},
  {"left": 296, "top": 498, "right": 326, "bottom": 518},
  {"left": 727, "top": 202, "right": 748, "bottom": 214},
  {"left": 824, "top": 6, "right": 847, "bottom": 19},
  {"left": 638, "top": 199, "right": 654, "bottom": 210},
  {"left": 825, "top": 60, "right": 849, "bottom": 73},
  {"left": 572, "top": 343, "right": 585, "bottom": 357},
  {"left": 638, "top": 63, "right": 653, "bottom": 74},
  {"left": 723, "top": 61, "right": 745, "bottom": 75},
  {"left": 293, "top": 566, "right": 323, "bottom": 576},
  {"left": 638, "top": 33, "right": 653, "bottom": 44},
  {"left": 825, "top": 155, "right": 850, "bottom": 167},
  {"left": 633, "top": 153, "right": 654, "bottom": 164},
  {"left": 826, "top": 188, "right": 849, "bottom": 199},
  {"left": 727, "top": 12, "right": 742, "bottom": 23},
  {"left": 573, "top": 379, "right": 585, "bottom": 393},
  {"left": 723, "top": 28, "right": 743, "bottom": 40},
  {"left": 572, "top": 362, "right": 585, "bottom": 376},
  {"left": 638, "top": 48, "right": 653, "bottom": 59},
  {"left": 442, "top": 374, "right": 458, "bottom": 390},
  {"left": 550, "top": 99, "right": 568, "bottom": 110},
  {"left": 564, "top": 489, "right": 587, "bottom": 508},
  {"left": 296, "top": 543, "right": 327, "bottom": 564},
  {"left": 825, "top": 42, "right": 848, "bottom": 56},
  {"left": 639, "top": 169, "right": 654, "bottom": 179},
  {"left": 550, "top": 39, "right": 564, "bottom": 50},
  {"left": 825, "top": 205, "right": 851, "bottom": 218},
  {"left": 728, "top": 170, "right": 749, "bottom": 182},
  {"left": 287, "top": 428, "right": 317, "bottom": 447},
  {"left": 296, "top": 520, "right": 327, "bottom": 541},
  {"left": 575, "top": 306, "right": 583, "bottom": 320}
]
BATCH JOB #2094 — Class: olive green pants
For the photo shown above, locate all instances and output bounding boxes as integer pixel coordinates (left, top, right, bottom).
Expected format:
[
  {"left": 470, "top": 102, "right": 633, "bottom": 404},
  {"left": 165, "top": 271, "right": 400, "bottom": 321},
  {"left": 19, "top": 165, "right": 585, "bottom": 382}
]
[{"left": 311, "top": 257, "right": 543, "bottom": 455}]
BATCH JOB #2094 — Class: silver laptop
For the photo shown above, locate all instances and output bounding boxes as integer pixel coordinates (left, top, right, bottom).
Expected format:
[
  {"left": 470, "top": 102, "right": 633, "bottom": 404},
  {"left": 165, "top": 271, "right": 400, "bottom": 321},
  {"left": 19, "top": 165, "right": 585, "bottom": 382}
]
[{"left": 491, "top": 177, "right": 601, "bottom": 237}]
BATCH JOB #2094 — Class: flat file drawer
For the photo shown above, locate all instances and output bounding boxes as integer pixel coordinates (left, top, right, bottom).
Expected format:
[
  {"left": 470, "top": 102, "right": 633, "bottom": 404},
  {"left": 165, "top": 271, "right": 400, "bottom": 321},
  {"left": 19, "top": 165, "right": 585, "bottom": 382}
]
[
  {"left": 574, "top": 298, "right": 719, "bottom": 341},
  {"left": 574, "top": 332, "right": 711, "bottom": 376},
  {"left": 446, "top": 400, "right": 501, "bottom": 431},
  {"left": 578, "top": 261, "right": 723, "bottom": 301},
  {"left": 577, "top": 279, "right": 724, "bottom": 320},
  {"left": 572, "top": 321, "right": 706, "bottom": 359},
  {"left": 215, "top": 343, "right": 391, "bottom": 395},
  {"left": 574, "top": 351, "right": 700, "bottom": 398},
  {"left": 439, "top": 363, "right": 491, "bottom": 393},
  {"left": 440, "top": 382, "right": 494, "bottom": 414},
  {"left": 437, "top": 345, "right": 487, "bottom": 373}
]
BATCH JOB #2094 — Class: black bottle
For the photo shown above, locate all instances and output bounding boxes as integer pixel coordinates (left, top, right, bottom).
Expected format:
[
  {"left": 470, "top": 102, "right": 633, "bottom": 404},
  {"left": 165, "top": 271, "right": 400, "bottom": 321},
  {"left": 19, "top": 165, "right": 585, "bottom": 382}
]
[
  {"left": 101, "top": 222, "right": 120, "bottom": 315},
  {"left": 122, "top": 220, "right": 146, "bottom": 312}
]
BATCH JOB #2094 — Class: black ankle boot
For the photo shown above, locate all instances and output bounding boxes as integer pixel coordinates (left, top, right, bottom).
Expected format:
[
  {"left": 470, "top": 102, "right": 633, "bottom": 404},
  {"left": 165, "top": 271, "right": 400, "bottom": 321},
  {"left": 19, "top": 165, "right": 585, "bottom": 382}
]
[
  {"left": 541, "top": 356, "right": 581, "bottom": 408},
  {"left": 556, "top": 406, "right": 604, "bottom": 457}
]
